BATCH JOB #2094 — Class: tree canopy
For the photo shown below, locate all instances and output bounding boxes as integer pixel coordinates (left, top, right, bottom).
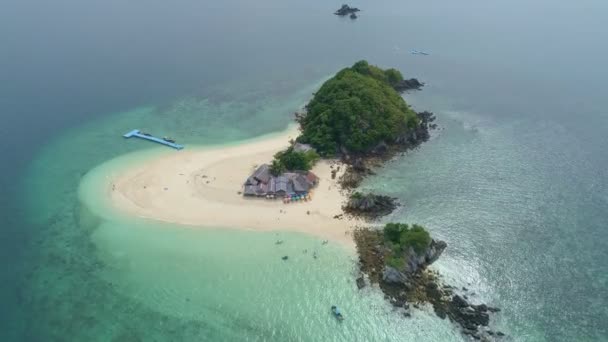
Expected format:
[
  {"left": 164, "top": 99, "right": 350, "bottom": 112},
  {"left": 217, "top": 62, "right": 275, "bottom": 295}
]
[
  {"left": 269, "top": 146, "right": 320, "bottom": 175},
  {"left": 383, "top": 223, "right": 431, "bottom": 254},
  {"left": 297, "top": 60, "right": 419, "bottom": 156}
]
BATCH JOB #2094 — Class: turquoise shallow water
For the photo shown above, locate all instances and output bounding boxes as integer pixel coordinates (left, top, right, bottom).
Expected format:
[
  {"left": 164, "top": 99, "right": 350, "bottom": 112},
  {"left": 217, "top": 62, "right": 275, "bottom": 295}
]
[
  {"left": 3, "top": 0, "right": 608, "bottom": 340},
  {"left": 17, "top": 85, "right": 468, "bottom": 341}
]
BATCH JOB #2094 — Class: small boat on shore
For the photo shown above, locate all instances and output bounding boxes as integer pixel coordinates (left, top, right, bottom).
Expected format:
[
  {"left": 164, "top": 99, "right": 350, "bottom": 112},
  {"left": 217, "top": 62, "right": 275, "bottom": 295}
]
[{"left": 331, "top": 306, "right": 344, "bottom": 321}]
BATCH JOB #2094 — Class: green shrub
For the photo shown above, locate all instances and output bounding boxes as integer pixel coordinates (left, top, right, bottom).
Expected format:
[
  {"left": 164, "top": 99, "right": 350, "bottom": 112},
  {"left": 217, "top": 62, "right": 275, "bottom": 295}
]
[
  {"left": 386, "top": 255, "right": 405, "bottom": 269},
  {"left": 383, "top": 223, "right": 409, "bottom": 244},
  {"left": 269, "top": 147, "right": 320, "bottom": 175},
  {"left": 400, "top": 224, "right": 431, "bottom": 254}
]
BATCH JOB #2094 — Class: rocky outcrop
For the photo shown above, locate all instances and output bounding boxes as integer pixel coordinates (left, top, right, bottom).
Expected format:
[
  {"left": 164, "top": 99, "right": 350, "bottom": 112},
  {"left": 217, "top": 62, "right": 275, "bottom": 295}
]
[
  {"left": 393, "top": 78, "right": 424, "bottom": 92},
  {"left": 353, "top": 228, "right": 502, "bottom": 340},
  {"left": 403, "top": 239, "right": 447, "bottom": 274},
  {"left": 334, "top": 4, "right": 360, "bottom": 16},
  {"left": 381, "top": 239, "right": 446, "bottom": 287},
  {"left": 394, "top": 111, "right": 435, "bottom": 148},
  {"left": 343, "top": 193, "right": 399, "bottom": 219},
  {"left": 382, "top": 266, "right": 410, "bottom": 284}
]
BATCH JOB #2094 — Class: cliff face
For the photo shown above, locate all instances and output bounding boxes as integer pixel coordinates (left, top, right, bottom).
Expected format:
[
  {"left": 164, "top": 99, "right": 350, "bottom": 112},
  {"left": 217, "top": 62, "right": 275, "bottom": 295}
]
[{"left": 382, "top": 239, "right": 447, "bottom": 285}]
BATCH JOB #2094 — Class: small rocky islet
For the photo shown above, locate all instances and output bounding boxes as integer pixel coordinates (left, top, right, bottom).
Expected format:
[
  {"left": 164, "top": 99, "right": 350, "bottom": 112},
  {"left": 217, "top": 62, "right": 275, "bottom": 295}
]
[
  {"left": 334, "top": 4, "right": 360, "bottom": 18},
  {"left": 354, "top": 227, "right": 503, "bottom": 340},
  {"left": 290, "top": 60, "right": 502, "bottom": 339}
]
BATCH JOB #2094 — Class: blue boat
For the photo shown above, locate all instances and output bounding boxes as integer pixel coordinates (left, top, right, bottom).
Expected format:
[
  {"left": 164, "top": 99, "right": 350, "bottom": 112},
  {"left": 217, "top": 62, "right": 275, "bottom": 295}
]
[
  {"left": 331, "top": 305, "right": 344, "bottom": 321},
  {"left": 123, "top": 129, "right": 184, "bottom": 150}
]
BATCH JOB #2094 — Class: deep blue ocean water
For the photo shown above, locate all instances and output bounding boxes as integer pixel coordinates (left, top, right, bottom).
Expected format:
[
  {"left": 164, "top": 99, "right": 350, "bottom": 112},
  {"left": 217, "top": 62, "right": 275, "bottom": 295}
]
[{"left": 1, "top": 0, "right": 607, "bottom": 340}]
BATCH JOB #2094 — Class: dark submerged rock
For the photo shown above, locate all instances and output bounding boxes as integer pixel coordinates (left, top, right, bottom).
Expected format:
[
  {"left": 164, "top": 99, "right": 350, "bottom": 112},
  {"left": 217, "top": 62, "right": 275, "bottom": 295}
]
[{"left": 356, "top": 276, "right": 366, "bottom": 289}]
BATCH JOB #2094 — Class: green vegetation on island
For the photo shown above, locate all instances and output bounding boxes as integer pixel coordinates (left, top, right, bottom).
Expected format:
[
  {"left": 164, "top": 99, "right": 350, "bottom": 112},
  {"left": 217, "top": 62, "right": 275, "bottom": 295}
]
[
  {"left": 383, "top": 223, "right": 431, "bottom": 268},
  {"left": 296, "top": 60, "right": 420, "bottom": 156},
  {"left": 270, "top": 146, "right": 320, "bottom": 175}
]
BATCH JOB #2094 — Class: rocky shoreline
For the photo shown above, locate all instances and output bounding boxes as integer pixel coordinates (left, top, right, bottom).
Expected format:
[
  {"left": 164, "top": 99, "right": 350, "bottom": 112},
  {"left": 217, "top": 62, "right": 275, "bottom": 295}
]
[
  {"left": 338, "top": 109, "right": 436, "bottom": 190},
  {"left": 393, "top": 78, "right": 425, "bottom": 92},
  {"left": 353, "top": 229, "right": 503, "bottom": 340},
  {"left": 292, "top": 60, "right": 502, "bottom": 339},
  {"left": 323, "top": 84, "right": 503, "bottom": 339}
]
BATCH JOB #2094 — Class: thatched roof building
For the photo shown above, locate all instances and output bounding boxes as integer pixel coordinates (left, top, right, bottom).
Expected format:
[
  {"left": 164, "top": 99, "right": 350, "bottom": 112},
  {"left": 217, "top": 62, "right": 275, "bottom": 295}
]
[
  {"left": 242, "top": 165, "right": 318, "bottom": 198},
  {"left": 252, "top": 164, "right": 271, "bottom": 184}
]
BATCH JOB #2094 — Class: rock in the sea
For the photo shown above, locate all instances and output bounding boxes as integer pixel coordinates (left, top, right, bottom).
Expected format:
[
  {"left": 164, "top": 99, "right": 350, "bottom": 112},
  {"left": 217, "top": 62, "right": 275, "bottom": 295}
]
[
  {"left": 446, "top": 294, "right": 491, "bottom": 328},
  {"left": 392, "top": 296, "right": 406, "bottom": 307},
  {"left": 344, "top": 193, "right": 399, "bottom": 219},
  {"left": 356, "top": 276, "right": 366, "bottom": 289},
  {"left": 334, "top": 4, "right": 360, "bottom": 16},
  {"left": 393, "top": 78, "right": 424, "bottom": 92},
  {"left": 451, "top": 295, "right": 468, "bottom": 308},
  {"left": 474, "top": 304, "right": 488, "bottom": 312}
]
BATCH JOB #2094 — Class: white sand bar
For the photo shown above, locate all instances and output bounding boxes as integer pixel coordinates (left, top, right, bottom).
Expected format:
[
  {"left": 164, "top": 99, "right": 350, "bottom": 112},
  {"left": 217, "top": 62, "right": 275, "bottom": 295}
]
[{"left": 109, "top": 127, "right": 362, "bottom": 246}]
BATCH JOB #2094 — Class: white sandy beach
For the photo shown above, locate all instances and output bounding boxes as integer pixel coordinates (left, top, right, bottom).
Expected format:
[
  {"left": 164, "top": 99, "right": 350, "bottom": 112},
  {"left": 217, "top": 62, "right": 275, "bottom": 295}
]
[{"left": 108, "top": 127, "right": 362, "bottom": 246}]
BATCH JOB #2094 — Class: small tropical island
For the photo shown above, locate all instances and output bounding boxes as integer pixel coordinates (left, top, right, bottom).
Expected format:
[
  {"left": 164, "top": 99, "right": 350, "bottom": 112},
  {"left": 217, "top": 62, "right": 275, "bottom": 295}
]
[
  {"left": 108, "top": 60, "right": 500, "bottom": 340},
  {"left": 235, "top": 60, "right": 501, "bottom": 338},
  {"left": 334, "top": 4, "right": 360, "bottom": 17},
  {"left": 354, "top": 224, "right": 504, "bottom": 340}
]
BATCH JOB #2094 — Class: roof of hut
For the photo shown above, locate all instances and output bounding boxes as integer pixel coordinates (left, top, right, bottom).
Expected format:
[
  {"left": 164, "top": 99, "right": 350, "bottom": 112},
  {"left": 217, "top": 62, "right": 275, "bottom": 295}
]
[
  {"left": 306, "top": 171, "right": 319, "bottom": 185},
  {"left": 252, "top": 164, "right": 271, "bottom": 184},
  {"left": 244, "top": 176, "right": 258, "bottom": 186},
  {"left": 268, "top": 177, "right": 277, "bottom": 193},
  {"left": 293, "top": 174, "right": 310, "bottom": 192},
  {"left": 275, "top": 175, "right": 289, "bottom": 193},
  {"left": 243, "top": 185, "right": 258, "bottom": 196},
  {"left": 255, "top": 183, "right": 268, "bottom": 195}
]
